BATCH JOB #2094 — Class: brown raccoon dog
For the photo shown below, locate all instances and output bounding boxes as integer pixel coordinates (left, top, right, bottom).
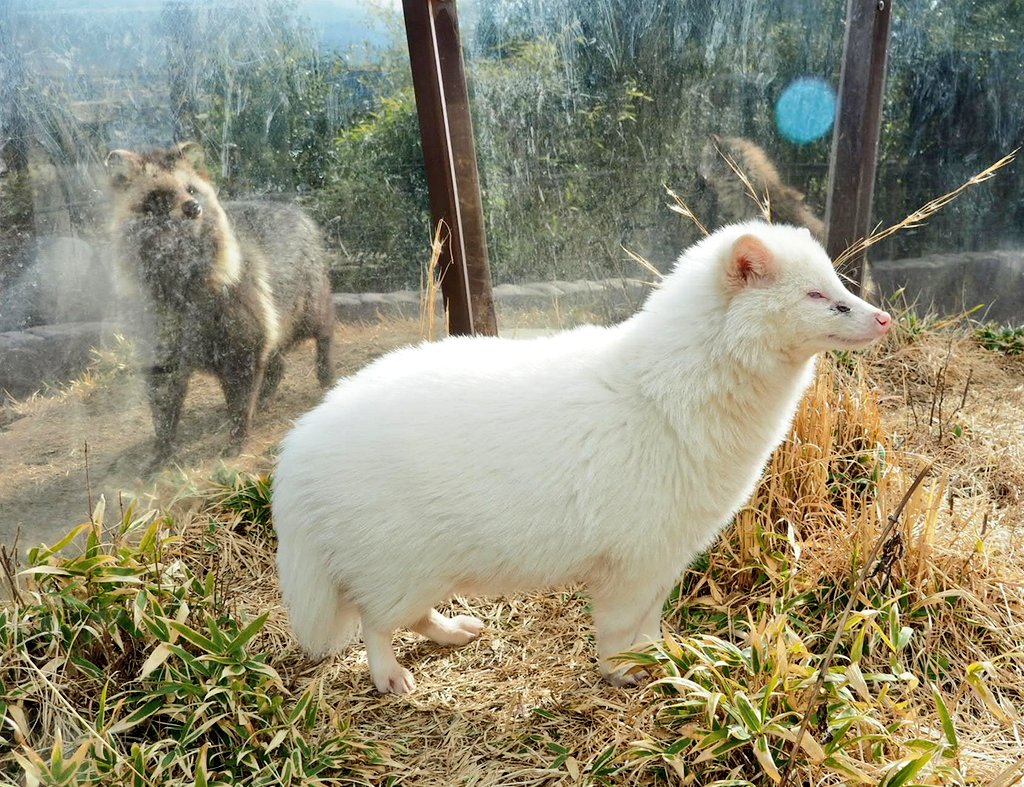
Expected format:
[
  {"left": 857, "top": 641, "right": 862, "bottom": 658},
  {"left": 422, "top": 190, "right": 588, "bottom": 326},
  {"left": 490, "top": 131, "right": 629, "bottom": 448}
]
[
  {"left": 107, "top": 142, "right": 334, "bottom": 464},
  {"left": 698, "top": 135, "right": 826, "bottom": 241}
]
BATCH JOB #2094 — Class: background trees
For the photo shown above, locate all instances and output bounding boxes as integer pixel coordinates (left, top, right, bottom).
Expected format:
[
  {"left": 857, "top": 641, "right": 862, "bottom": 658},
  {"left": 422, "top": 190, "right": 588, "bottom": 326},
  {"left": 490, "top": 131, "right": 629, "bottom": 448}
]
[{"left": 1, "top": 0, "right": 1020, "bottom": 291}]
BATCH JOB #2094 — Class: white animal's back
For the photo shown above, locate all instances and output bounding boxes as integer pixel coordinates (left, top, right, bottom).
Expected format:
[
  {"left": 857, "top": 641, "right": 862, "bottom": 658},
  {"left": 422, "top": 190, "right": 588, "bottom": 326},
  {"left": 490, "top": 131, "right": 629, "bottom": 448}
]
[{"left": 272, "top": 221, "right": 892, "bottom": 693}]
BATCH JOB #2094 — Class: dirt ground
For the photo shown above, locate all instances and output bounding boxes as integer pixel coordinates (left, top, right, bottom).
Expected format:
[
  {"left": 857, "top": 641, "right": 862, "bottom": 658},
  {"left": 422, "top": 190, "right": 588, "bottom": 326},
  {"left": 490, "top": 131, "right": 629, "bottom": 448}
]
[
  {"left": 4, "top": 318, "right": 1024, "bottom": 557},
  {"left": 0, "top": 320, "right": 424, "bottom": 553},
  {"left": 869, "top": 329, "right": 1024, "bottom": 526}
]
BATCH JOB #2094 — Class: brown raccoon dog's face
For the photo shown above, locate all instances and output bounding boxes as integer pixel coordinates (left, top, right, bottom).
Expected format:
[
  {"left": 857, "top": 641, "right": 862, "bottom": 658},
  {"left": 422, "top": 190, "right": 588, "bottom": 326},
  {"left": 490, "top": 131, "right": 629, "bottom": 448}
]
[
  {"left": 106, "top": 142, "right": 216, "bottom": 228},
  {"left": 107, "top": 142, "right": 242, "bottom": 291}
]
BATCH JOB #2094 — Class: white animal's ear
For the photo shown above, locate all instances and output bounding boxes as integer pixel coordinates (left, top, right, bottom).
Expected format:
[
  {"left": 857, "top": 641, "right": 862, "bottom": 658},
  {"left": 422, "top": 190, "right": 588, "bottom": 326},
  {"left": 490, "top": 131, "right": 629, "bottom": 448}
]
[{"left": 725, "top": 233, "right": 776, "bottom": 291}]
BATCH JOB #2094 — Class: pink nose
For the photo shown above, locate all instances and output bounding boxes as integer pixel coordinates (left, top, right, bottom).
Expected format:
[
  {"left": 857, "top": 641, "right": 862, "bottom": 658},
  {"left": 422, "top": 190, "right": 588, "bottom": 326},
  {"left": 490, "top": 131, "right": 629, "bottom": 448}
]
[{"left": 875, "top": 311, "right": 892, "bottom": 332}]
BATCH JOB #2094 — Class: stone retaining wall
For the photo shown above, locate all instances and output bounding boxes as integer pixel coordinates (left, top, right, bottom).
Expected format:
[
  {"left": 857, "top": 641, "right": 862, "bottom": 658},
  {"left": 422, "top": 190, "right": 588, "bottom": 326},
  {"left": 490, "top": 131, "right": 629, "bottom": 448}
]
[
  {"left": 0, "top": 322, "right": 109, "bottom": 399},
  {"left": 0, "top": 278, "right": 650, "bottom": 399},
  {"left": 332, "top": 278, "right": 649, "bottom": 323},
  {"left": 4, "top": 251, "right": 1023, "bottom": 400},
  {"left": 871, "top": 251, "right": 1024, "bottom": 325}
]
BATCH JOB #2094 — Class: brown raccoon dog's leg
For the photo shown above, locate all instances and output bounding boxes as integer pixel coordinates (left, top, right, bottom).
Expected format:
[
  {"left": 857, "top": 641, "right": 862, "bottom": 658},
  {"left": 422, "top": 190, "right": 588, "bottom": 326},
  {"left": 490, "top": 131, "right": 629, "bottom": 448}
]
[
  {"left": 219, "top": 346, "right": 270, "bottom": 455},
  {"left": 315, "top": 329, "right": 333, "bottom": 388},
  {"left": 314, "top": 285, "right": 334, "bottom": 388},
  {"left": 146, "top": 365, "right": 191, "bottom": 465},
  {"left": 259, "top": 352, "right": 285, "bottom": 403}
]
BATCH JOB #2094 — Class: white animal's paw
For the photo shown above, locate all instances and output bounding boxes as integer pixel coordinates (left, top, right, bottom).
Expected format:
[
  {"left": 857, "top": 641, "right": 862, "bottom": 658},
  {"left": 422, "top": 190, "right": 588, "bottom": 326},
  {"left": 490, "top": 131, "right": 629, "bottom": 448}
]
[
  {"left": 445, "top": 614, "right": 485, "bottom": 646},
  {"left": 602, "top": 664, "right": 647, "bottom": 688},
  {"left": 372, "top": 665, "right": 417, "bottom": 695}
]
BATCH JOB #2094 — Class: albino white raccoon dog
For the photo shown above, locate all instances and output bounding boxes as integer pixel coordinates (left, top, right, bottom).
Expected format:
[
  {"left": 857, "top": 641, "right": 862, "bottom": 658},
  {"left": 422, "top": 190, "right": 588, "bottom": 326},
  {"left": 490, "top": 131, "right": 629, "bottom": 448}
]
[{"left": 273, "top": 222, "right": 892, "bottom": 694}]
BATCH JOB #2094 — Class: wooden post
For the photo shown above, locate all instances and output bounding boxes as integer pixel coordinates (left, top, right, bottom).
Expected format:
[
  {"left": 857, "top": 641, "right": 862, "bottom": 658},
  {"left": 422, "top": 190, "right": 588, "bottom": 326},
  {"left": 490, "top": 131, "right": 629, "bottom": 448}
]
[
  {"left": 824, "top": 0, "right": 893, "bottom": 295},
  {"left": 402, "top": 0, "right": 498, "bottom": 336}
]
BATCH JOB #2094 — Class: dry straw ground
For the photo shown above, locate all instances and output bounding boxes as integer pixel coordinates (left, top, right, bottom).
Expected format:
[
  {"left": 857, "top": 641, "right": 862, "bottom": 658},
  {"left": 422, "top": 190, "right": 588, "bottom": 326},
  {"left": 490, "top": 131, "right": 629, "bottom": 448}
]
[{"left": 3, "top": 304, "right": 1023, "bottom": 787}]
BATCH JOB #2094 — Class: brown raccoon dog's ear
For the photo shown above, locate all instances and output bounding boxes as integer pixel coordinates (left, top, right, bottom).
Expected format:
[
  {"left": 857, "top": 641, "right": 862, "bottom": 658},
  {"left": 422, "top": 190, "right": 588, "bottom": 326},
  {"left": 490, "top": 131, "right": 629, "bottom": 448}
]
[
  {"left": 172, "top": 141, "right": 207, "bottom": 172},
  {"left": 725, "top": 233, "right": 777, "bottom": 292},
  {"left": 105, "top": 150, "right": 142, "bottom": 189}
]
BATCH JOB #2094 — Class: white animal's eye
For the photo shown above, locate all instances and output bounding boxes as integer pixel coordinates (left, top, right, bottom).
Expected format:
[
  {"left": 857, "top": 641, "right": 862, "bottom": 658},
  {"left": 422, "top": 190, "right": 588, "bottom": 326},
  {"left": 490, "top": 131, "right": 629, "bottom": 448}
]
[{"left": 808, "top": 291, "right": 826, "bottom": 300}]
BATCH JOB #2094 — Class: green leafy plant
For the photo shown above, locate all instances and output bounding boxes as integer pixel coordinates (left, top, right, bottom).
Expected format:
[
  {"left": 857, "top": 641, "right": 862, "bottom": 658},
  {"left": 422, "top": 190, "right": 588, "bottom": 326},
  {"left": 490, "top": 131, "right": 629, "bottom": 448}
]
[
  {"left": 206, "top": 471, "right": 275, "bottom": 538},
  {"left": 1, "top": 498, "right": 373, "bottom": 786},
  {"left": 973, "top": 323, "right": 1024, "bottom": 355},
  {"left": 620, "top": 614, "right": 965, "bottom": 786}
]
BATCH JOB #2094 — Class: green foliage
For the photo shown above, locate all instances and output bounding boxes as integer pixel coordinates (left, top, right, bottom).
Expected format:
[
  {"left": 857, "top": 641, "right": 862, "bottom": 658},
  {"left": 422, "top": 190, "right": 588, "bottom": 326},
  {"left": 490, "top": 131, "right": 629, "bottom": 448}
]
[
  {"left": 162, "top": 0, "right": 338, "bottom": 195},
  {"left": 0, "top": 499, "right": 370, "bottom": 785},
  {"left": 973, "top": 322, "right": 1024, "bottom": 355},
  {"left": 7, "top": 0, "right": 1022, "bottom": 293},
  {"left": 471, "top": 38, "right": 620, "bottom": 282},
  {"left": 621, "top": 608, "right": 966, "bottom": 785},
  {"left": 878, "top": 0, "right": 1024, "bottom": 259},
  {"left": 463, "top": 0, "right": 846, "bottom": 284},
  {"left": 0, "top": 168, "right": 35, "bottom": 282},
  {"left": 207, "top": 52, "right": 337, "bottom": 195},
  {"left": 206, "top": 471, "right": 275, "bottom": 539},
  {"left": 309, "top": 85, "right": 432, "bottom": 291}
]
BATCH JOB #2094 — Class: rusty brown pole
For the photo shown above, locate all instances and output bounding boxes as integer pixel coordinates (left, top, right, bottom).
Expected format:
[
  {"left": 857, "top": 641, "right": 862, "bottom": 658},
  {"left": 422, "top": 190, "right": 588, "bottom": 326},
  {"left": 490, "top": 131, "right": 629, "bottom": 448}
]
[
  {"left": 402, "top": 0, "right": 498, "bottom": 336},
  {"left": 824, "top": 0, "right": 893, "bottom": 296}
]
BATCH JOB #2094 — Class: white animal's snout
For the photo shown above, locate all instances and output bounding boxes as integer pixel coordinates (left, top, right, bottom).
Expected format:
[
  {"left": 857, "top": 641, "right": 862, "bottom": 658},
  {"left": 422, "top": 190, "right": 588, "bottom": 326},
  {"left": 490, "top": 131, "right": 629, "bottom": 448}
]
[
  {"left": 855, "top": 302, "right": 892, "bottom": 339},
  {"left": 824, "top": 296, "right": 892, "bottom": 349}
]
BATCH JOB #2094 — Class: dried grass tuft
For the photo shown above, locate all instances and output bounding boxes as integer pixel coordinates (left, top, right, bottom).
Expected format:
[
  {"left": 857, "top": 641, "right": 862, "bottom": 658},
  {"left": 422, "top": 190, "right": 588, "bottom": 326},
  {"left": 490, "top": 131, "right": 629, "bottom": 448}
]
[
  {"left": 665, "top": 184, "right": 709, "bottom": 237},
  {"left": 621, "top": 351, "right": 1024, "bottom": 784},
  {"left": 420, "top": 219, "right": 450, "bottom": 341}
]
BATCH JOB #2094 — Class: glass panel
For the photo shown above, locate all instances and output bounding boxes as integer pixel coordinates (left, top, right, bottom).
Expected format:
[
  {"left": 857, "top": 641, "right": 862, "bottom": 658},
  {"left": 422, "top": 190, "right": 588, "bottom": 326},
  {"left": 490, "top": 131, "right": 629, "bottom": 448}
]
[
  {"left": 0, "top": 0, "right": 428, "bottom": 548},
  {"left": 5, "top": 0, "right": 1021, "bottom": 551},
  {"left": 460, "top": 0, "right": 845, "bottom": 326},
  {"left": 874, "top": 1, "right": 1024, "bottom": 325}
]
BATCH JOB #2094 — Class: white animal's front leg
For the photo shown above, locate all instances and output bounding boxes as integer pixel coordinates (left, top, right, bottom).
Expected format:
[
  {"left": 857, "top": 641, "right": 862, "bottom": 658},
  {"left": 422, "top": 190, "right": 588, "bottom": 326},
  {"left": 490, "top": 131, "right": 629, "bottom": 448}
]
[
  {"left": 591, "top": 579, "right": 670, "bottom": 686},
  {"left": 364, "top": 627, "right": 416, "bottom": 694},
  {"left": 632, "top": 594, "right": 667, "bottom": 649},
  {"left": 410, "top": 608, "right": 484, "bottom": 646}
]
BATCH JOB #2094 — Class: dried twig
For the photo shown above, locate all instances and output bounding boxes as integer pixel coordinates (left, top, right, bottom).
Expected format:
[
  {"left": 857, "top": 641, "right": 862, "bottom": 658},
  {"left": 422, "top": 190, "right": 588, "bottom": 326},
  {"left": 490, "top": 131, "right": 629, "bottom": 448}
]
[
  {"left": 778, "top": 462, "right": 934, "bottom": 787},
  {"left": 715, "top": 141, "right": 773, "bottom": 223},
  {"left": 833, "top": 149, "right": 1018, "bottom": 270},
  {"left": 621, "top": 245, "right": 664, "bottom": 282},
  {"left": 85, "top": 440, "right": 94, "bottom": 523},
  {"left": 957, "top": 367, "right": 973, "bottom": 413},
  {"left": 1, "top": 530, "right": 24, "bottom": 607},
  {"left": 928, "top": 338, "right": 954, "bottom": 431},
  {"left": 869, "top": 530, "right": 906, "bottom": 585},
  {"left": 664, "top": 184, "right": 709, "bottom": 236}
]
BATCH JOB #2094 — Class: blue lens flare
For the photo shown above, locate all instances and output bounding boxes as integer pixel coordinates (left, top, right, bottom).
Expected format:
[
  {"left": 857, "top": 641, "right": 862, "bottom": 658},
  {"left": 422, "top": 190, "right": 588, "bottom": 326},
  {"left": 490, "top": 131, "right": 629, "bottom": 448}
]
[{"left": 775, "top": 77, "right": 836, "bottom": 144}]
